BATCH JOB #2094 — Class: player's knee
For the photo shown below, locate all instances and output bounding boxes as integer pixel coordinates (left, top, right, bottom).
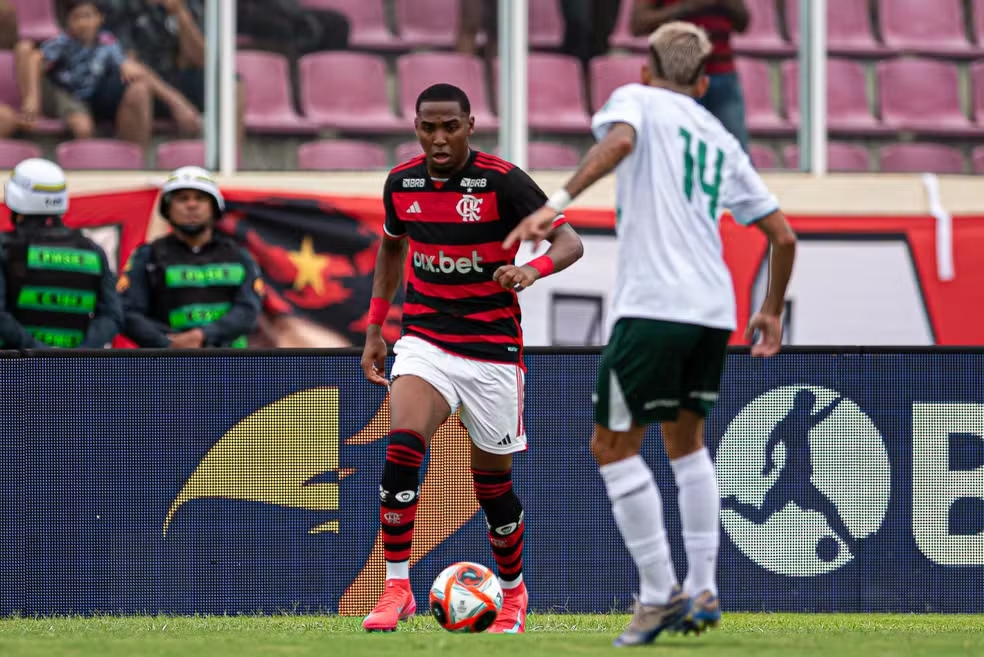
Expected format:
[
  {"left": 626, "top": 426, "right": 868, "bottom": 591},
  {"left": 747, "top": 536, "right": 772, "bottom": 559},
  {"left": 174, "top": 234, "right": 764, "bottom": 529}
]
[
  {"left": 380, "top": 430, "right": 427, "bottom": 508},
  {"left": 472, "top": 468, "right": 523, "bottom": 532},
  {"left": 590, "top": 427, "right": 642, "bottom": 465}
]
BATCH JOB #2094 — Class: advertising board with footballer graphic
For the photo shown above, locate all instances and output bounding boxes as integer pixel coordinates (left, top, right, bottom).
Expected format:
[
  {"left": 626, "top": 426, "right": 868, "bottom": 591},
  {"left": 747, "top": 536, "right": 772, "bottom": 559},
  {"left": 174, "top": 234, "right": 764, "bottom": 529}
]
[{"left": 0, "top": 349, "right": 981, "bottom": 616}]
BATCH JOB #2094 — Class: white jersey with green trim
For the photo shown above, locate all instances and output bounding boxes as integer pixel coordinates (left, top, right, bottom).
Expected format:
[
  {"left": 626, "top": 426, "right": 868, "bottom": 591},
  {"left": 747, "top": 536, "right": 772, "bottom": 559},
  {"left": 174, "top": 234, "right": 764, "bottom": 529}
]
[{"left": 591, "top": 83, "right": 779, "bottom": 332}]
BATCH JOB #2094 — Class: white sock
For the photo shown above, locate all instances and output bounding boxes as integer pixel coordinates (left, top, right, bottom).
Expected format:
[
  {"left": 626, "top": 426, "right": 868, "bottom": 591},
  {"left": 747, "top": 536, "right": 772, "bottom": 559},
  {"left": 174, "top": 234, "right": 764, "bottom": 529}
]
[
  {"left": 670, "top": 448, "right": 720, "bottom": 596},
  {"left": 386, "top": 561, "right": 409, "bottom": 580},
  {"left": 599, "top": 455, "right": 677, "bottom": 606},
  {"left": 499, "top": 574, "right": 523, "bottom": 590}
]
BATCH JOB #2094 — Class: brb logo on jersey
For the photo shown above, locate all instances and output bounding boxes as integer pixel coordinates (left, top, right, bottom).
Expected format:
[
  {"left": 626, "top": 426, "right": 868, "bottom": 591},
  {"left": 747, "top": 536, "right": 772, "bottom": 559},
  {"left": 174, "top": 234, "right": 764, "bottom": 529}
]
[
  {"left": 716, "top": 386, "right": 891, "bottom": 577},
  {"left": 413, "top": 250, "right": 485, "bottom": 275},
  {"left": 456, "top": 194, "right": 483, "bottom": 222}
]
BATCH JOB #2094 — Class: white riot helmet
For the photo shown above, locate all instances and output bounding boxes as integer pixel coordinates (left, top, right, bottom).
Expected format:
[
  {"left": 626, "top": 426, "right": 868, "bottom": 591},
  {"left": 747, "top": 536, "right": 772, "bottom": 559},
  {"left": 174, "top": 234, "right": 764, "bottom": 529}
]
[
  {"left": 159, "top": 166, "right": 225, "bottom": 221},
  {"left": 4, "top": 158, "right": 69, "bottom": 217}
]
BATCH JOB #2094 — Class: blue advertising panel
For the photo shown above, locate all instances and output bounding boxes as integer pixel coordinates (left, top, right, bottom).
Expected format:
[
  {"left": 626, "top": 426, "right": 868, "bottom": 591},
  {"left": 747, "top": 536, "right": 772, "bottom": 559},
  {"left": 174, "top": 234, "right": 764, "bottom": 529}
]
[{"left": 0, "top": 350, "right": 982, "bottom": 615}]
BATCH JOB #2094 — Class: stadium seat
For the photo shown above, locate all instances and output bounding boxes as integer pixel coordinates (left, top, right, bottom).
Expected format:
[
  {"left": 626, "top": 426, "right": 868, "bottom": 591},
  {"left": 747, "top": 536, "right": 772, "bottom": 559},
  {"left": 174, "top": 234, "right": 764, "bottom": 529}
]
[
  {"left": 12, "top": 0, "right": 59, "bottom": 43},
  {"left": 748, "top": 143, "right": 779, "bottom": 170},
  {"left": 588, "top": 54, "right": 645, "bottom": 112},
  {"left": 236, "top": 51, "right": 318, "bottom": 134},
  {"left": 971, "top": 146, "right": 984, "bottom": 173},
  {"left": 298, "top": 0, "right": 402, "bottom": 50},
  {"left": 782, "top": 142, "right": 872, "bottom": 172},
  {"left": 735, "top": 58, "right": 794, "bottom": 136},
  {"left": 55, "top": 139, "right": 145, "bottom": 170},
  {"left": 787, "top": 0, "right": 887, "bottom": 56},
  {"left": 156, "top": 140, "right": 206, "bottom": 169},
  {"left": 297, "top": 139, "right": 389, "bottom": 170},
  {"left": 975, "top": 0, "right": 984, "bottom": 45},
  {"left": 609, "top": 0, "right": 648, "bottom": 51},
  {"left": 782, "top": 59, "right": 889, "bottom": 135},
  {"left": 878, "top": 0, "right": 981, "bottom": 57},
  {"left": 529, "top": 0, "right": 565, "bottom": 49},
  {"left": 298, "top": 52, "right": 404, "bottom": 133},
  {"left": 0, "top": 50, "right": 64, "bottom": 134},
  {"left": 969, "top": 61, "right": 984, "bottom": 126},
  {"left": 396, "top": 53, "right": 499, "bottom": 129},
  {"left": 494, "top": 53, "right": 590, "bottom": 133},
  {"left": 527, "top": 141, "right": 581, "bottom": 169},
  {"left": 395, "top": 140, "right": 423, "bottom": 163},
  {"left": 0, "top": 139, "right": 42, "bottom": 168},
  {"left": 877, "top": 58, "right": 980, "bottom": 136},
  {"left": 878, "top": 143, "right": 966, "bottom": 174},
  {"left": 395, "top": 0, "right": 459, "bottom": 48},
  {"left": 733, "top": 0, "right": 795, "bottom": 56}
]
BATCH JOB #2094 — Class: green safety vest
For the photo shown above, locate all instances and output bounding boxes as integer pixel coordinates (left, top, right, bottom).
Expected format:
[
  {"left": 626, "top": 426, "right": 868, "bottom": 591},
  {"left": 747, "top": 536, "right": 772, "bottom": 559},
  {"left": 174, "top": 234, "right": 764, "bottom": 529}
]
[
  {"left": 148, "top": 236, "right": 249, "bottom": 348},
  {"left": 3, "top": 230, "right": 104, "bottom": 348}
]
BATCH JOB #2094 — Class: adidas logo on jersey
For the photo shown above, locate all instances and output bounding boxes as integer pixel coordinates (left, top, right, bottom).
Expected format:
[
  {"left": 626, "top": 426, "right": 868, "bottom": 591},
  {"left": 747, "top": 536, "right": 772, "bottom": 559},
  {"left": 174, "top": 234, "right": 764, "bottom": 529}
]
[{"left": 406, "top": 201, "right": 422, "bottom": 214}]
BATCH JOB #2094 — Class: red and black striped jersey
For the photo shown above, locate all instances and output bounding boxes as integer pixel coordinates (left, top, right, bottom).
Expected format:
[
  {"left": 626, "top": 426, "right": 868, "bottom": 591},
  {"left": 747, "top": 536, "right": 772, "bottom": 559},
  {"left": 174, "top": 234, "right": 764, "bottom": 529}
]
[
  {"left": 382, "top": 150, "right": 564, "bottom": 365},
  {"left": 648, "top": 0, "right": 737, "bottom": 75}
]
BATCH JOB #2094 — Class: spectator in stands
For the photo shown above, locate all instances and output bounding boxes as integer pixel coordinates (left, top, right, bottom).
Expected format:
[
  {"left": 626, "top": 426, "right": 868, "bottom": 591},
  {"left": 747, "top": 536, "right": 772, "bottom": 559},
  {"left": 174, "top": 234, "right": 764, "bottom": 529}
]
[
  {"left": 0, "top": 157, "right": 123, "bottom": 348},
  {"left": 0, "top": 0, "right": 17, "bottom": 49},
  {"left": 102, "top": 0, "right": 228, "bottom": 139},
  {"left": 12, "top": 0, "right": 153, "bottom": 145},
  {"left": 457, "top": 0, "right": 496, "bottom": 58},
  {"left": 237, "top": 0, "right": 349, "bottom": 58},
  {"left": 119, "top": 166, "right": 263, "bottom": 349},
  {"left": 630, "top": 0, "right": 751, "bottom": 151}
]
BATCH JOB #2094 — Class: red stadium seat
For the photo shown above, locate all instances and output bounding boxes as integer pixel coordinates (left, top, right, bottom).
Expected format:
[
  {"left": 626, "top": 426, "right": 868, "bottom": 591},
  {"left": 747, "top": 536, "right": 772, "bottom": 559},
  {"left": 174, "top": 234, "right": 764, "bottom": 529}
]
[
  {"left": 609, "top": 0, "right": 648, "bottom": 52},
  {"left": 298, "top": 0, "right": 402, "bottom": 50},
  {"left": 971, "top": 145, "right": 984, "bottom": 173},
  {"left": 395, "top": 0, "right": 459, "bottom": 49},
  {"left": 588, "top": 54, "right": 645, "bottom": 112},
  {"left": 877, "top": 58, "right": 980, "bottom": 136},
  {"left": 155, "top": 140, "right": 249, "bottom": 169},
  {"left": 969, "top": 61, "right": 984, "bottom": 126},
  {"left": 787, "top": 0, "right": 887, "bottom": 56},
  {"left": 0, "top": 139, "right": 42, "bottom": 168},
  {"left": 733, "top": 0, "right": 795, "bottom": 56},
  {"left": 395, "top": 140, "right": 423, "bottom": 163},
  {"left": 529, "top": 0, "right": 565, "bottom": 49},
  {"left": 527, "top": 142, "right": 581, "bottom": 169},
  {"left": 735, "top": 58, "right": 794, "bottom": 136},
  {"left": 494, "top": 53, "right": 590, "bottom": 133},
  {"left": 396, "top": 53, "right": 499, "bottom": 130},
  {"left": 878, "top": 143, "right": 966, "bottom": 174},
  {"left": 236, "top": 51, "right": 318, "bottom": 134},
  {"left": 298, "top": 52, "right": 404, "bottom": 133},
  {"left": 297, "top": 139, "right": 389, "bottom": 170},
  {"left": 748, "top": 143, "right": 780, "bottom": 170},
  {"left": 782, "top": 58, "right": 890, "bottom": 135},
  {"left": 55, "top": 139, "right": 144, "bottom": 170},
  {"left": 12, "top": 0, "right": 59, "bottom": 43},
  {"left": 878, "top": 0, "right": 980, "bottom": 57},
  {"left": 782, "top": 142, "right": 872, "bottom": 172}
]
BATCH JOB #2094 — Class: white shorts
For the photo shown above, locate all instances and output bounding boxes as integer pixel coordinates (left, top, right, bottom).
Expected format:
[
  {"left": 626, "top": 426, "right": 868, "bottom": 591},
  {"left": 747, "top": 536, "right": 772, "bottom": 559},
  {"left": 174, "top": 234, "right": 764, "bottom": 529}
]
[{"left": 389, "top": 335, "right": 527, "bottom": 455}]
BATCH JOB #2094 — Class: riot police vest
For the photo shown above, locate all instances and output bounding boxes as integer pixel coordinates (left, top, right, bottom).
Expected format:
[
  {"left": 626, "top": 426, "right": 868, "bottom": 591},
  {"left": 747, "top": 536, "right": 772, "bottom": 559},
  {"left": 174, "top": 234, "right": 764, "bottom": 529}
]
[
  {"left": 3, "top": 229, "right": 104, "bottom": 348},
  {"left": 148, "top": 235, "right": 248, "bottom": 347}
]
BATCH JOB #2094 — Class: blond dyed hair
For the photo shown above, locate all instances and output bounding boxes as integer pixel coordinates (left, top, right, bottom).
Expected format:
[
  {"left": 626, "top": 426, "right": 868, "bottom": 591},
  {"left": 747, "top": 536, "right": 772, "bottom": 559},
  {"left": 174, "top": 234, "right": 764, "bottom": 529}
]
[{"left": 647, "top": 21, "right": 714, "bottom": 86}]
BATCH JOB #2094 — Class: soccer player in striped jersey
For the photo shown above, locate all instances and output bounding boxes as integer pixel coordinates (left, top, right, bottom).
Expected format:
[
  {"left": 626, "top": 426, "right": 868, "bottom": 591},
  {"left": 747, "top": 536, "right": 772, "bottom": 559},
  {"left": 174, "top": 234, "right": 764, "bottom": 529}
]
[
  {"left": 505, "top": 22, "right": 796, "bottom": 647},
  {"left": 360, "top": 83, "right": 584, "bottom": 634}
]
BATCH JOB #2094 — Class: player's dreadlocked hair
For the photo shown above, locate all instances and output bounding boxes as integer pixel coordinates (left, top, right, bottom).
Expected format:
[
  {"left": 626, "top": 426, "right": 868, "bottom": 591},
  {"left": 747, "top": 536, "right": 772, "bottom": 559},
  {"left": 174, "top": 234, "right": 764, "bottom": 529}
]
[{"left": 647, "top": 21, "right": 714, "bottom": 87}]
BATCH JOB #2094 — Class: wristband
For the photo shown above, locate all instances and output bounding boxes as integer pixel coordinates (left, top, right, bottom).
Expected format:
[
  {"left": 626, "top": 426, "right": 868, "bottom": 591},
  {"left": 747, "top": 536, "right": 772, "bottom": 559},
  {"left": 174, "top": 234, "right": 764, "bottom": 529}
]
[
  {"left": 527, "top": 255, "right": 555, "bottom": 278},
  {"left": 367, "top": 297, "right": 390, "bottom": 326},
  {"left": 546, "top": 189, "right": 572, "bottom": 213}
]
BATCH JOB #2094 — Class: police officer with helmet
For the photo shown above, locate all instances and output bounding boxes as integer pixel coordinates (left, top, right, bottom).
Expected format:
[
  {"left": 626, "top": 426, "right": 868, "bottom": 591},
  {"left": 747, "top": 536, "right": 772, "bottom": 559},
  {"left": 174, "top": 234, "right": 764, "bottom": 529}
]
[
  {"left": 0, "top": 158, "right": 123, "bottom": 349},
  {"left": 120, "top": 166, "right": 263, "bottom": 348}
]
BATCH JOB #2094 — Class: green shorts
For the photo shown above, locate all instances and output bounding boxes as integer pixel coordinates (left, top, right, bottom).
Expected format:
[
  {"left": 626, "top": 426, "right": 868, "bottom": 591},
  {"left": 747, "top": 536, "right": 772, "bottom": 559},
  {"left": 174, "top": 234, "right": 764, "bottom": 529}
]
[{"left": 594, "top": 318, "right": 731, "bottom": 430}]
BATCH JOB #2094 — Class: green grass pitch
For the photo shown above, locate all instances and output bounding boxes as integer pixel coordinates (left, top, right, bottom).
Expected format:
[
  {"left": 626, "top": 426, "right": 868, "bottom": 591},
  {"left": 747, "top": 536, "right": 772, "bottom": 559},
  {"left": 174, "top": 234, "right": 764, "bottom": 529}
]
[{"left": 2, "top": 613, "right": 984, "bottom": 656}]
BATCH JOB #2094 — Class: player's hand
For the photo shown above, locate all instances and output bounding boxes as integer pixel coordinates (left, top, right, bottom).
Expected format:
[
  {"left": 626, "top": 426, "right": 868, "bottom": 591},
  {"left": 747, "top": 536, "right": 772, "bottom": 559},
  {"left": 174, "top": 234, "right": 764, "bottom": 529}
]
[
  {"left": 502, "top": 206, "right": 559, "bottom": 250},
  {"left": 493, "top": 264, "right": 539, "bottom": 290},
  {"left": 746, "top": 311, "right": 782, "bottom": 357},
  {"left": 167, "top": 328, "right": 205, "bottom": 348},
  {"left": 361, "top": 326, "right": 389, "bottom": 387}
]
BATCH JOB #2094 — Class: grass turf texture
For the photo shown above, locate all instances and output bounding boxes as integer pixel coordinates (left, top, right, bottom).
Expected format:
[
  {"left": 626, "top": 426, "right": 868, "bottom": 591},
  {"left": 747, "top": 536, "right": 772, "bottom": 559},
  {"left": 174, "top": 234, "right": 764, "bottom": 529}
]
[{"left": 1, "top": 613, "right": 983, "bottom": 656}]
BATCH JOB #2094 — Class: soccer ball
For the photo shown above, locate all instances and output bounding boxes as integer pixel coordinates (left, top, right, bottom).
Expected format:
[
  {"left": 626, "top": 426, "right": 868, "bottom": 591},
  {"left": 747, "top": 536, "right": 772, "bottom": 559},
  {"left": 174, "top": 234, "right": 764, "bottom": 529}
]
[{"left": 429, "top": 561, "right": 503, "bottom": 633}]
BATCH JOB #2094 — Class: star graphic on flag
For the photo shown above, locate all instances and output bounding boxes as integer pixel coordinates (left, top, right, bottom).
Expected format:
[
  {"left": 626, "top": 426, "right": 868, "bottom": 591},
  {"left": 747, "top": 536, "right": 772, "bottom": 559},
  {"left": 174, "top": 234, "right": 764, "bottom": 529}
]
[{"left": 288, "top": 236, "right": 331, "bottom": 294}]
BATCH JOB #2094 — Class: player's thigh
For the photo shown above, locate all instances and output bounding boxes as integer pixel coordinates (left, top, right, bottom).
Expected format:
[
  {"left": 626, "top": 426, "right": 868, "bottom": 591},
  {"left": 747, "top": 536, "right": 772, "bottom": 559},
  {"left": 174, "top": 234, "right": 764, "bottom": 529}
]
[
  {"left": 389, "top": 336, "right": 457, "bottom": 440},
  {"left": 594, "top": 318, "right": 698, "bottom": 431},
  {"left": 454, "top": 358, "right": 526, "bottom": 459},
  {"left": 679, "top": 326, "right": 731, "bottom": 418}
]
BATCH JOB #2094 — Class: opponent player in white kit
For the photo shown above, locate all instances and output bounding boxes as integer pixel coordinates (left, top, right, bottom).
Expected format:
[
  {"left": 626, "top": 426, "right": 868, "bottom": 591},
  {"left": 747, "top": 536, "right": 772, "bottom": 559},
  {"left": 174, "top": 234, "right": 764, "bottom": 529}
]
[{"left": 505, "top": 22, "right": 797, "bottom": 647}]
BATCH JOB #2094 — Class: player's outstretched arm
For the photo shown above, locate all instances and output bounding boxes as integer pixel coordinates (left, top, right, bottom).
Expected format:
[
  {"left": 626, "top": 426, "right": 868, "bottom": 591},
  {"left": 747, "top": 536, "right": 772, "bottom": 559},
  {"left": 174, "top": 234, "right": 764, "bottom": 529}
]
[
  {"left": 746, "top": 209, "right": 797, "bottom": 357},
  {"left": 362, "top": 236, "right": 408, "bottom": 386},
  {"left": 503, "top": 123, "right": 636, "bottom": 249},
  {"left": 494, "top": 223, "right": 584, "bottom": 290}
]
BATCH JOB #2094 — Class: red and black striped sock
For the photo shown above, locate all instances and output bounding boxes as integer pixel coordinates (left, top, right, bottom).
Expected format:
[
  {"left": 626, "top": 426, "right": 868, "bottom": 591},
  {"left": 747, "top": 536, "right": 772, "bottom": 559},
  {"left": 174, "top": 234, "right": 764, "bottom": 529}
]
[
  {"left": 379, "top": 430, "right": 427, "bottom": 579},
  {"left": 472, "top": 468, "right": 525, "bottom": 588}
]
